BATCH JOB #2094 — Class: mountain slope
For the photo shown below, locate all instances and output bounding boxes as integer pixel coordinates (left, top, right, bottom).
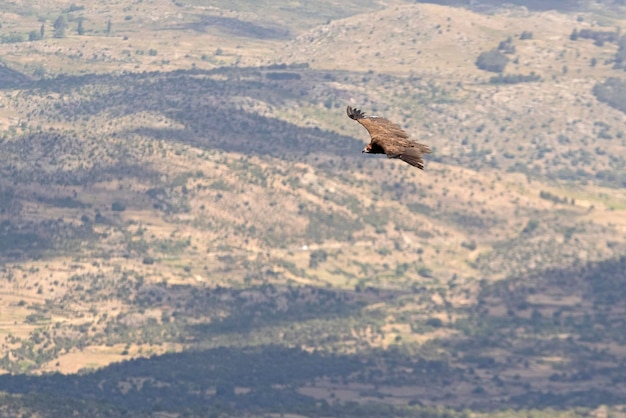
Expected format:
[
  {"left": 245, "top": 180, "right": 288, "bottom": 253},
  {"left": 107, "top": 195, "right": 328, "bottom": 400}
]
[{"left": 0, "top": 1, "right": 625, "bottom": 416}]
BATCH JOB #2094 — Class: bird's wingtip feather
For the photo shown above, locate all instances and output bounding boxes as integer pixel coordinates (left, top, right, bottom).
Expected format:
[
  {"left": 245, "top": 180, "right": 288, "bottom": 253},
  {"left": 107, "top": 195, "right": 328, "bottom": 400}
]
[{"left": 346, "top": 105, "right": 365, "bottom": 120}]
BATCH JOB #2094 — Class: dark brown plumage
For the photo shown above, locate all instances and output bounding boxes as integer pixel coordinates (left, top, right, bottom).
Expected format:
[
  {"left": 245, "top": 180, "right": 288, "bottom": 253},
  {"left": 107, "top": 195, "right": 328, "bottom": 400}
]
[{"left": 347, "top": 105, "right": 431, "bottom": 169}]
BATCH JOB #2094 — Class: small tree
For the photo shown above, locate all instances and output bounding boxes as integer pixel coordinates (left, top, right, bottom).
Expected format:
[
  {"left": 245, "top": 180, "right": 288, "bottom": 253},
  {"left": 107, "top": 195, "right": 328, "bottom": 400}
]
[
  {"left": 614, "top": 36, "right": 626, "bottom": 69},
  {"left": 53, "top": 14, "right": 67, "bottom": 38},
  {"left": 28, "top": 30, "right": 42, "bottom": 41},
  {"left": 497, "top": 36, "right": 516, "bottom": 54},
  {"left": 418, "top": 267, "right": 433, "bottom": 278},
  {"left": 308, "top": 249, "right": 328, "bottom": 268},
  {"left": 476, "top": 49, "right": 509, "bottom": 73},
  {"left": 111, "top": 201, "right": 126, "bottom": 212},
  {"left": 522, "top": 219, "right": 539, "bottom": 234},
  {"left": 53, "top": 14, "right": 67, "bottom": 30},
  {"left": 519, "top": 31, "right": 533, "bottom": 40}
]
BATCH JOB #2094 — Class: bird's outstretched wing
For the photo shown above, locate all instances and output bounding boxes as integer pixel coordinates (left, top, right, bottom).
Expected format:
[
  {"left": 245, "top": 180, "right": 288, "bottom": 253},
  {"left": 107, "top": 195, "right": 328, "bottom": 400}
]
[{"left": 347, "top": 105, "right": 410, "bottom": 143}]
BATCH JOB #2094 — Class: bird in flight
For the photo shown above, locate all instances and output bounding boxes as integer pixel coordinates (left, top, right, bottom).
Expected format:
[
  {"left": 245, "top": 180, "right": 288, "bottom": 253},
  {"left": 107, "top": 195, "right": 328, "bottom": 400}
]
[{"left": 347, "top": 106, "right": 431, "bottom": 169}]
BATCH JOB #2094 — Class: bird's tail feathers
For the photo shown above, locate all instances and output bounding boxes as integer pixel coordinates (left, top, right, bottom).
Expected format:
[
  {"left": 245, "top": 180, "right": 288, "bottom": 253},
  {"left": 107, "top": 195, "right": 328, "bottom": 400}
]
[
  {"left": 346, "top": 106, "right": 366, "bottom": 120},
  {"left": 417, "top": 143, "right": 432, "bottom": 154},
  {"left": 400, "top": 147, "right": 426, "bottom": 170}
]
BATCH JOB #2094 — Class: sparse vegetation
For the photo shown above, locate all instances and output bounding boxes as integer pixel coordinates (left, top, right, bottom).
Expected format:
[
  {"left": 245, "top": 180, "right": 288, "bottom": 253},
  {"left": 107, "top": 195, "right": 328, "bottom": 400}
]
[{"left": 0, "top": 1, "right": 623, "bottom": 417}]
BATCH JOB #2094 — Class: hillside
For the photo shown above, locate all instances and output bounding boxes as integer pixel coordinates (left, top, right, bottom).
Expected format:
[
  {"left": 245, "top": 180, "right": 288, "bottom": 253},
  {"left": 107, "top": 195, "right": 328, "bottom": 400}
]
[{"left": 0, "top": 0, "right": 625, "bottom": 417}]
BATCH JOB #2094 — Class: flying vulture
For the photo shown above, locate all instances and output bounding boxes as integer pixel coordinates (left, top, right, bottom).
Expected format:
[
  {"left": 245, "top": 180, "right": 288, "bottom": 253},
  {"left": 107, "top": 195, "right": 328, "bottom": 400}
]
[{"left": 347, "top": 105, "right": 431, "bottom": 169}]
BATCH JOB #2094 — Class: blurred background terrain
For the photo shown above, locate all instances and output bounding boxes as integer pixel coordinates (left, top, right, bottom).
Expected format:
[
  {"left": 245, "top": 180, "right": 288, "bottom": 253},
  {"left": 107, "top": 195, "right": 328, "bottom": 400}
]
[{"left": 0, "top": 0, "right": 625, "bottom": 416}]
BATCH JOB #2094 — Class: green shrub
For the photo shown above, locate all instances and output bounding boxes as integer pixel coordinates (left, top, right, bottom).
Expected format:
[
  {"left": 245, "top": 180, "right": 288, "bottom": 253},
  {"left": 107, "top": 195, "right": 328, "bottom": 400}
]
[
  {"left": 476, "top": 49, "right": 508, "bottom": 73},
  {"left": 111, "top": 201, "right": 126, "bottom": 212},
  {"left": 593, "top": 77, "right": 626, "bottom": 114}
]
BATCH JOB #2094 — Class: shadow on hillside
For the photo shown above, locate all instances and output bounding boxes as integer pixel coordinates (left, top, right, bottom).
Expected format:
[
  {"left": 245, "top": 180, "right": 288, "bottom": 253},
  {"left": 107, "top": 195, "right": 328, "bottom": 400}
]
[
  {"left": 34, "top": 68, "right": 364, "bottom": 165},
  {"left": 0, "top": 130, "right": 165, "bottom": 261},
  {"left": 418, "top": 0, "right": 583, "bottom": 12},
  {"left": 171, "top": 15, "right": 290, "bottom": 39},
  {"left": 1, "top": 130, "right": 162, "bottom": 186},
  {"left": 0, "top": 345, "right": 463, "bottom": 416},
  {"left": 447, "top": 255, "right": 626, "bottom": 409},
  {"left": 0, "top": 64, "right": 31, "bottom": 89},
  {"left": 0, "top": 319, "right": 624, "bottom": 415},
  {"left": 0, "top": 218, "right": 75, "bottom": 259},
  {"left": 126, "top": 115, "right": 362, "bottom": 164},
  {"left": 0, "top": 346, "right": 364, "bottom": 415},
  {"left": 0, "top": 256, "right": 625, "bottom": 412},
  {"left": 136, "top": 282, "right": 403, "bottom": 342},
  {"left": 0, "top": 260, "right": 625, "bottom": 413},
  {"left": 0, "top": 67, "right": 367, "bottom": 263}
]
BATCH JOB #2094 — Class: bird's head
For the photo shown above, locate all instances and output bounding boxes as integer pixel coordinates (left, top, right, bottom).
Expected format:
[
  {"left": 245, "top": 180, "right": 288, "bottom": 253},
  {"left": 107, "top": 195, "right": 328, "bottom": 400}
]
[{"left": 362, "top": 144, "right": 372, "bottom": 153}]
